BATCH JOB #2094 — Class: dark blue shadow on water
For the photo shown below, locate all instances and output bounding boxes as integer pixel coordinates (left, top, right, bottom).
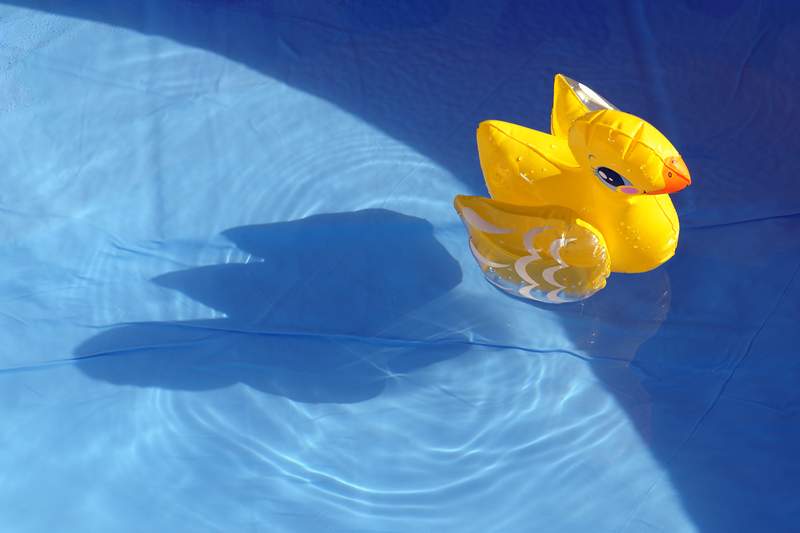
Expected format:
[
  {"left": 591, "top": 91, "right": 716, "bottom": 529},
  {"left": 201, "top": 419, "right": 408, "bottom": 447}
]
[
  {"left": 7, "top": 0, "right": 800, "bottom": 224},
  {"left": 554, "top": 215, "right": 800, "bottom": 533},
  {"left": 0, "top": 0, "right": 617, "bottom": 194},
  {"left": 74, "top": 209, "right": 465, "bottom": 403}
]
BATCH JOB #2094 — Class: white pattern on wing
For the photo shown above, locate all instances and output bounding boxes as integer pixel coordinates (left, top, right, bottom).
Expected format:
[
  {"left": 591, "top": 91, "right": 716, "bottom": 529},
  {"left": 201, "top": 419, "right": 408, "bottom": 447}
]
[
  {"left": 515, "top": 226, "right": 551, "bottom": 289},
  {"left": 460, "top": 207, "right": 512, "bottom": 234},
  {"left": 515, "top": 255, "right": 540, "bottom": 287},
  {"left": 469, "top": 239, "right": 510, "bottom": 269},
  {"left": 518, "top": 284, "right": 539, "bottom": 299},
  {"left": 542, "top": 265, "right": 564, "bottom": 288},
  {"left": 547, "top": 289, "right": 568, "bottom": 303},
  {"left": 523, "top": 227, "right": 549, "bottom": 258},
  {"left": 539, "top": 235, "right": 576, "bottom": 289},
  {"left": 550, "top": 237, "right": 576, "bottom": 266}
]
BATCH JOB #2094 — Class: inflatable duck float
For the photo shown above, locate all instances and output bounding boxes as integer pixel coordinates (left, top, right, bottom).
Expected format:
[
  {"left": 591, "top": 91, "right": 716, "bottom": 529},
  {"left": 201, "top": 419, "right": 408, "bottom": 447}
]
[{"left": 454, "top": 74, "right": 691, "bottom": 303}]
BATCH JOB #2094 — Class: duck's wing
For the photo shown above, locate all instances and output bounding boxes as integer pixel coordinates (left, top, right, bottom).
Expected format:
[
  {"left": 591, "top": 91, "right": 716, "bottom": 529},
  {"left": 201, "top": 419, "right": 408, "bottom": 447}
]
[
  {"left": 551, "top": 74, "right": 617, "bottom": 138},
  {"left": 476, "top": 120, "right": 577, "bottom": 203},
  {"left": 454, "top": 195, "right": 611, "bottom": 303}
]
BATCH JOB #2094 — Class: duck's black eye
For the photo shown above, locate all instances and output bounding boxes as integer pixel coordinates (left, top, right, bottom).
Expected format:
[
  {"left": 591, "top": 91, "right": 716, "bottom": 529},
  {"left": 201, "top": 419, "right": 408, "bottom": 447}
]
[{"left": 595, "top": 166, "right": 627, "bottom": 188}]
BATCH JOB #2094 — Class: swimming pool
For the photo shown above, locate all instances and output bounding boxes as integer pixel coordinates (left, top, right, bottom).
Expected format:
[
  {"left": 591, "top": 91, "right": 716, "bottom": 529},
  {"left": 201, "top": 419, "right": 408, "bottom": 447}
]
[{"left": 2, "top": 1, "right": 799, "bottom": 531}]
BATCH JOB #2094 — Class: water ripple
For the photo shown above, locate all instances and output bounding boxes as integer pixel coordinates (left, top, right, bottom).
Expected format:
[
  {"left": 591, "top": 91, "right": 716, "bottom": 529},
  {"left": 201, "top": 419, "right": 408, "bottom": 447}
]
[{"left": 79, "top": 339, "right": 679, "bottom": 532}]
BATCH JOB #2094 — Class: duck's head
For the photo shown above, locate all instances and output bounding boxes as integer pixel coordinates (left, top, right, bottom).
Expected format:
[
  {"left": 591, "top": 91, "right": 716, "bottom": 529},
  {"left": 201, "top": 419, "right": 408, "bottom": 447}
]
[
  {"left": 569, "top": 110, "right": 691, "bottom": 195},
  {"left": 552, "top": 75, "right": 691, "bottom": 196}
]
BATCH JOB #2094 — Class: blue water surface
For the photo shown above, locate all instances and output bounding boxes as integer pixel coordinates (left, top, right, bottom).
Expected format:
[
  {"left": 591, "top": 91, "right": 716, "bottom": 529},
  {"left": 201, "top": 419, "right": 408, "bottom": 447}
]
[{"left": 1, "top": 1, "right": 799, "bottom": 532}]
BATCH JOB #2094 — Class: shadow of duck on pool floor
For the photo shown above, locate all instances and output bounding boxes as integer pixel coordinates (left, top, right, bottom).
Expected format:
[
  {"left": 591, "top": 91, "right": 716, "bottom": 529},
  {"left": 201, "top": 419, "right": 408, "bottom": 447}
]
[{"left": 73, "top": 209, "right": 466, "bottom": 403}]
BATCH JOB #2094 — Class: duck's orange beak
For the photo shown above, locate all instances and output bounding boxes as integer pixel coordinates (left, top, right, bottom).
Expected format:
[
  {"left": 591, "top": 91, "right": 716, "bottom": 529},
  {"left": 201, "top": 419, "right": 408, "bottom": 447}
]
[{"left": 648, "top": 156, "right": 691, "bottom": 195}]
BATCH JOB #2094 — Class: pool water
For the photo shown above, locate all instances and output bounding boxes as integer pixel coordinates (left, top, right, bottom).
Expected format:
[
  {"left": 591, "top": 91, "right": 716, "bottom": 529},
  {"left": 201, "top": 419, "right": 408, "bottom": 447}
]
[{"left": 1, "top": 1, "right": 799, "bottom": 532}]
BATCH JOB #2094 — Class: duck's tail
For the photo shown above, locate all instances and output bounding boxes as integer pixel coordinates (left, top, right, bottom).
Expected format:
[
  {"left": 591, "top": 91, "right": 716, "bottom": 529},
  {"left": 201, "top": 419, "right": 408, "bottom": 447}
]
[{"left": 454, "top": 195, "right": 611, "bottom": 303}]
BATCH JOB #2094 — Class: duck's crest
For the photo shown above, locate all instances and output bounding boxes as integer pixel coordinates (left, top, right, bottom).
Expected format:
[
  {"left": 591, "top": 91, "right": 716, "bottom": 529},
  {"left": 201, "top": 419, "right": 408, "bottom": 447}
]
[{"left": 551, "top": 74, "right": 617, "bottom": 138}]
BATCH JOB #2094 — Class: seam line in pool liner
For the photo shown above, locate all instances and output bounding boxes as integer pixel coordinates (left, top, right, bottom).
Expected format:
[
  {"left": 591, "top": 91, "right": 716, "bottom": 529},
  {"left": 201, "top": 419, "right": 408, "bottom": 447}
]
[{"left": 6, "top": 323, "right": 651, "bottom": 376}]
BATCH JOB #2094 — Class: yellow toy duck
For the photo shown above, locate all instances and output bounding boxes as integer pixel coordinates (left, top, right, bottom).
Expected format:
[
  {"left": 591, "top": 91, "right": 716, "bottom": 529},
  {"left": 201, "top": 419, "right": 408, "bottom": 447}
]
[{"left": 454, "top": 74, "right": 691, "bottom": 303}]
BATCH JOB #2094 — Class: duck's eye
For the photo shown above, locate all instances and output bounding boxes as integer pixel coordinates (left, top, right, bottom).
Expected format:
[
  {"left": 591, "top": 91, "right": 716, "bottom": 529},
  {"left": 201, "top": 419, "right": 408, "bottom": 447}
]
[{"left": 594, "top": 166, "right": 628, "bottom": 188}]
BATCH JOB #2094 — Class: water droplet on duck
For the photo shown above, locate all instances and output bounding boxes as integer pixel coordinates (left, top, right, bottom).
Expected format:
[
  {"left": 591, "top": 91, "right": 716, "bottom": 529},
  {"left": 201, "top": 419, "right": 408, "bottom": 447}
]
[{"left": 516, "top": 156, "right": 522, "bottom": 162}]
